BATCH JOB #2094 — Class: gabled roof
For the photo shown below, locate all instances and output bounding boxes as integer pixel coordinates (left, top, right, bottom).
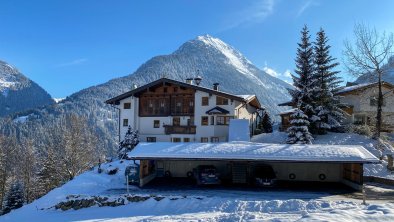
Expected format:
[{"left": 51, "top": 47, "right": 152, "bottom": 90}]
[
  {"left": 206, "top": 106, "right": 230, "bottom": 115},
  {"left": 105, "top": 78, "right": 261, "bottom": 108},
  {"left": 337, "top": 81, "right": 394, "bottom": 95}
]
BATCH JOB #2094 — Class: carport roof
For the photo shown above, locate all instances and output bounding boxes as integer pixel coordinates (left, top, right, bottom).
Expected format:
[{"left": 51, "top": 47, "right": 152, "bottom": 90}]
[{"left": 127, "top": 142, "right": 379, "bottom": 163}]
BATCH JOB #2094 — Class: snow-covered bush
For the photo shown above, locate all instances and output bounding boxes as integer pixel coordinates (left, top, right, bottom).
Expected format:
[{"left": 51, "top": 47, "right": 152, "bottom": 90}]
[
  {"left": 348, "top": 124, "right": 374, "bottom": 137},
  {"left": 118, "top": 126, "right": 139, "bottom": 159},
  {"left": 286, "top": 109, "right": 313, "bottom": 144}
]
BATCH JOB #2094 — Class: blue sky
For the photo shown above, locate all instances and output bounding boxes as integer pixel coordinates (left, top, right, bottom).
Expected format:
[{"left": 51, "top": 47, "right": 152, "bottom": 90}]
[{"left": 1, "top": 0, "right": 393, "bottom": 98}]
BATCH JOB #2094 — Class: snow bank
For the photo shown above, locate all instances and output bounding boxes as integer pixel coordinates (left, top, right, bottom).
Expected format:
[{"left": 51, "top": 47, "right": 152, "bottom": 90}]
[{"left": 3, "top": 190, "right": 394, "bottom": 222}]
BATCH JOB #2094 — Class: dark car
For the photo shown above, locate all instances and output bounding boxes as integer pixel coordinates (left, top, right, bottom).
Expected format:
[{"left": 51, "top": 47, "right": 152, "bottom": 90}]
[
  {"left": 193, "top": 165, "right": 221, "bottom": 185},
  {"left": 254, "top": 164, "right": 276, "bottom": 187}
]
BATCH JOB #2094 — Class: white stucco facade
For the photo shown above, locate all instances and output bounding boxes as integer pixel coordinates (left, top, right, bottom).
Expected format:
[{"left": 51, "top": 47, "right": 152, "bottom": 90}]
[
  {"left": 116, "top": 88, "right": 259, "bottom": 143},
  {"left": 340, "top": 84, "right": 394, "bottom": 129}
]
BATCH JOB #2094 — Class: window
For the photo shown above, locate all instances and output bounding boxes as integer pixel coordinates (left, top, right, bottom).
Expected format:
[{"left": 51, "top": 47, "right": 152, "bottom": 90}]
[
  {"left": 210, "top": 116, "right": 215, "bottom": 125},
  {"left": 123, "top": 119, "right": 129, "bottom": 127},
  {"left": 202, "top": 97, "right": 209, "bottom": 106},
  {"left": 354, "top": 115, "right": 366, "bottom": 125},
  {"left": 173, "top": 117, "right": 180, "bottom": 126},
  {"left": 172, "top": 138, "right": 181, "bottom": 142},
  {"left": 174, "top": 87, "right": 178, "bottom": 93},
  {"left": 201, "top": 137, "right": 208, "bottom": 142},
  {"left": 201, "top": 116, "right": 208, "bottom": 126},
  {"left": 216, "top": 96, "right": 229, "bottom": 105},
  {"left": 211, "top": 137, "right": 219, "bottom": 143},
  {"left": 183, "top": 138, "right": 190, "bottom": 142},
  {"left": 163, "top": 87, "right": 167, "bottom": 93},
  {"left": 370, "top": 97, "right": 386, "bottom": 106},
  {"left": 153, "top": 120, "right": 160, "bottom": 128},
  {"left": 123, "top": 102, "right": 131, "bottom": 109},
  {"left": 187, "top": 117, "right": 194, "bottom": 126},
  {"left": 147, "top": 137, "right": 156, "bottom": 142},
  {"left": 216, "top": 116, "right": 232, "bottom": 125}
]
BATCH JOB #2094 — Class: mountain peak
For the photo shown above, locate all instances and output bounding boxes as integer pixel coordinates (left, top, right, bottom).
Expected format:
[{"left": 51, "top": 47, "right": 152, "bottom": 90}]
[
  {"left": 0, "top": 60, "right": 24, "bottom": 91},
  {"left": 176, "top": 35, "right": 253, "bottom": 76},
  {"left": 0, "top": 59, "right": 54, "bottom": 117}
]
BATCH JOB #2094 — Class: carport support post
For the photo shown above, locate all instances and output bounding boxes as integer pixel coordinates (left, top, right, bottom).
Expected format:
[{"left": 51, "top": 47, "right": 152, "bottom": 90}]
[
  {"left": 362, "top": 184, "right": 366, "bottom": 205},
  {"left": 126, "top": 176, "right": 129, "bottom": 194}
]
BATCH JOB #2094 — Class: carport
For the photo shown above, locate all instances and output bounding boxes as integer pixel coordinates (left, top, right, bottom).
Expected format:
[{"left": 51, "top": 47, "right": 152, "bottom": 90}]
[{"left": 127, "top": 142, "right": 379, "bottom": 190}]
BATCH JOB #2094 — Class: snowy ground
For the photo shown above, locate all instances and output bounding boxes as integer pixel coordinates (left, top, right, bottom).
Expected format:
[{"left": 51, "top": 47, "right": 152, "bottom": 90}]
[
  {"left": 1, "top": 132, "right": 394, "bottom": 222},
  {"left": 1, "top": 157, "right": 394, "bottom": 222}
]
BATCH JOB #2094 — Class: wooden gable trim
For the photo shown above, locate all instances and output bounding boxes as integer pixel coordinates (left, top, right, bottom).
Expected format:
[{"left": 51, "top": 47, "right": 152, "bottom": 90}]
[{"left": 106, "top": 78, "right": 250, "bottom": 104}]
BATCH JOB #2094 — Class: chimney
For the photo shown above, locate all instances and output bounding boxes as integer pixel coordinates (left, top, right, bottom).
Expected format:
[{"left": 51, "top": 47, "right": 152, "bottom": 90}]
[
  {"left": 213, "top": 83, "right": 219, "bottom": 91},
  {"left": 132, "top": 84, "right": 138, "bottom": 90},
  {"left": 194, "top": 76, "right": 202, "bottom": 86},
  {"left": 186, "top": 78, "right": 193, "bottom": 84}
]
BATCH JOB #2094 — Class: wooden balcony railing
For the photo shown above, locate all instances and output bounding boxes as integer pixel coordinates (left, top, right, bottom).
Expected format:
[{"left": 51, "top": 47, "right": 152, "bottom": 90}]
[{"left": 163, "top": 125, "right": 196, "bottom": 134}]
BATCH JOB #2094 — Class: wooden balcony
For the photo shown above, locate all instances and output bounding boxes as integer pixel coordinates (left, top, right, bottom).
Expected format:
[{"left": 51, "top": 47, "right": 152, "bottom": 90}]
[{"left": 163, "top": 125, "right": 196, "bottom": 134}]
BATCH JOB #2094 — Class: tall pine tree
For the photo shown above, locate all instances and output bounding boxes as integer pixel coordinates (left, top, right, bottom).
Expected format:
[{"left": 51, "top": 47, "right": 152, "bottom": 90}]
[
  {"left": 289, "top": 25, "right": 318, "bottom": 132},
  {"left": 313, "top": 28, "right": 345, "bottom": 134},
  {"left": 118, "top": 126, "right": 139, "bottom": 159},
  {"left": 2, "top": 181, "right": 25, "bottom": 215}
]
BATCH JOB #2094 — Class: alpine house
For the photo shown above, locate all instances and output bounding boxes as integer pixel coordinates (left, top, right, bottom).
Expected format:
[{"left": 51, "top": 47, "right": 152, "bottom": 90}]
[{"left": 106, "top": 77, "right": 379, "bottom": 190}]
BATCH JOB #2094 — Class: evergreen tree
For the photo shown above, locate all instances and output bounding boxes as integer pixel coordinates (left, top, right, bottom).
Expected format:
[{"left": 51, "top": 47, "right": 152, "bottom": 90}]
[
  {"left": 289, "top": 25, "right": 318, "bottom": 132},
  {"left": 118, "top": 126, "right": 139, "bottom": 159},
  {"left": 2, "top": 181, "right": 25, "bottom": 215},
  {"left": 261, "top": 112, "right": 273, "bottom": 133},
  {"left": 287, "top": 109, "right": 313, "bottom": 144},
  {"left": 313, "top": 28, "right": 345, "bottom": 134}
]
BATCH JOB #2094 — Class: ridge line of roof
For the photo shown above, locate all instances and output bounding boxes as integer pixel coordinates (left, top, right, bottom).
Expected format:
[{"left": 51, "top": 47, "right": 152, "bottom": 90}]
[{"left": 105, "top": 77, "right": 258, "bottom": 105}]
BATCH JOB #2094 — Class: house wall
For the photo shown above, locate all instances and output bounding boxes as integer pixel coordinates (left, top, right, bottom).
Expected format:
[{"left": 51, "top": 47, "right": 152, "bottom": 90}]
[
  {"left": 117, "top": 88, "right": 258, "bottom": 142},
  {"left": 119, "top": 96, "right": 138, "bottom": 139},
  {"left": 194, "top": 90, "right": 238, "bottom": 142},
  {"left": 156, "top": 160, "right": 231, "bottom": 178},
  {"left": 270, "top": 163, "right": 342, "bottom": 182},
  {"left": 340, "top": 86, "right": 394, "bottom": 113},
  {"left": 340, "top": 86, "right": 394, "bottom": 128},
  {"left": 154, "top": 160, "right": 343, "bottom": 183}
]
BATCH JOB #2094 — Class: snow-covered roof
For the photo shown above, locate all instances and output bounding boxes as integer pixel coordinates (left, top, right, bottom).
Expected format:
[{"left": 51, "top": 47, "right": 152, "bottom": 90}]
[
  {"left": 236, "top": 95, "right": 255, "bottom": 100},
  {"left": 337, "top": 81, "right": 394, "bottom": 94},
  {"left": 279, "top": 108, "right": 297, "bottom": 115},
  {"left": 127, "top": 141, "right": 379, "bottom": 163}
]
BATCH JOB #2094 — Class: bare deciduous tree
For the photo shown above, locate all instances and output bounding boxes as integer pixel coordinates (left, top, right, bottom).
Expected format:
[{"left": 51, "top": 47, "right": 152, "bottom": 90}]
[{"left": 343, "top": 23, "right": 394, "bottom": 138}]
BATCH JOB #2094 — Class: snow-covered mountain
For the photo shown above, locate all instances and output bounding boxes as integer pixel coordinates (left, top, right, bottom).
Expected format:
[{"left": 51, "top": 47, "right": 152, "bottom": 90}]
[
  {"left": 0, "top": 60, "right": 54, "bottom": 117},
  {"left": 0, "top": 35, "right": 291, "bottom": 153},
  {"left": 122, "top": 35, "right": 291, "bottom": 114},
  {"left": 355, "top": 56, "right": 394, "bottom": 84}
]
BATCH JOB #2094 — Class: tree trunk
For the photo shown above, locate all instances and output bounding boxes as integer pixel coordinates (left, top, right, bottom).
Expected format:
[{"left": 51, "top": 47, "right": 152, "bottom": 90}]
[{"left": 375, "top": 71, "right": 383, "bottom": 138}]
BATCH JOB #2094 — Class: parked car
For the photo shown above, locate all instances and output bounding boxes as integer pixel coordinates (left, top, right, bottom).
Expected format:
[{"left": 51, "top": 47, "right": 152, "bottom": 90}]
[
  {"left": 125, "top": 163, "right": 140, "bottom": 185},
  {"left": 254, "top": 164, "right": 276, "bottom": 187},
  {"left": 193, "top": 165, "right": 220, "bottom": 185}
]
